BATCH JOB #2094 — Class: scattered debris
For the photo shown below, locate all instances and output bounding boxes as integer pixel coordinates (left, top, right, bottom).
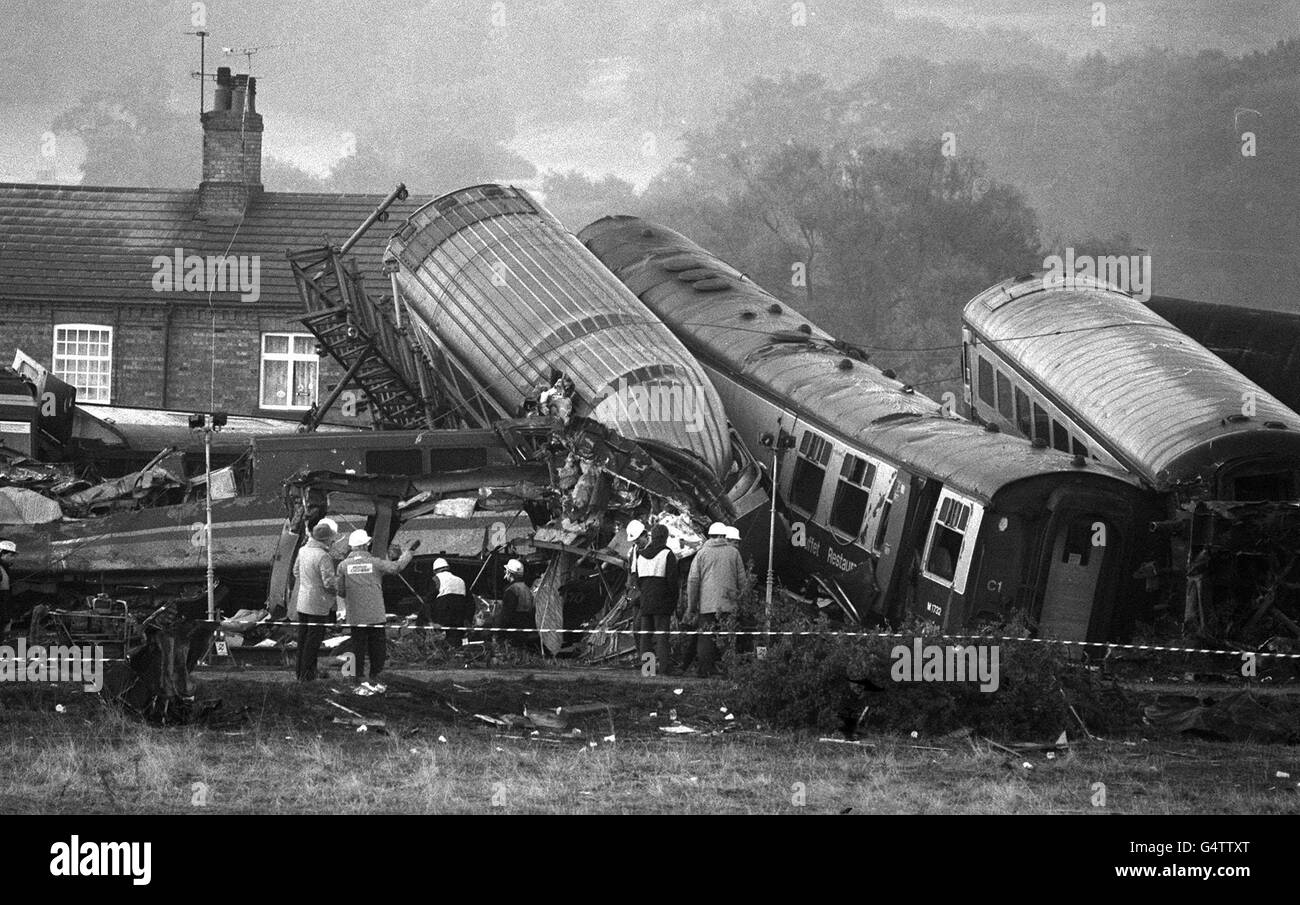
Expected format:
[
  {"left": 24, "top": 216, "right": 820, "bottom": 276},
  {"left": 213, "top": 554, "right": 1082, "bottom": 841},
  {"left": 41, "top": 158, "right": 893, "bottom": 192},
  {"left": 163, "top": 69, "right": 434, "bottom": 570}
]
[{"left": 1143, "top": 691, "right": 1298, "bottom": 744}]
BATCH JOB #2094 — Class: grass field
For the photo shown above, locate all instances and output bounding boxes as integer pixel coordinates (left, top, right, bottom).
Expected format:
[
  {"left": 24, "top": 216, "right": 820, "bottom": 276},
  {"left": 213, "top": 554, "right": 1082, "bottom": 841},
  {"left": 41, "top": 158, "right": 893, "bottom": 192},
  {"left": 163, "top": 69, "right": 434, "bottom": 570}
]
[{"left": 1, "top": 668, "right": 1297, "bottom": 814}]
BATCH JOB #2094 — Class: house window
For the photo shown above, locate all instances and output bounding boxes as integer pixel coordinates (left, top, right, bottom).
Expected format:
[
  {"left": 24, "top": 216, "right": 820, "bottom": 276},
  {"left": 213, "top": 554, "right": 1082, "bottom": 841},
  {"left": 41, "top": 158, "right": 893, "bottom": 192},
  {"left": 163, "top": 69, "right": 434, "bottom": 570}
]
[
  {"left": 829, "top": 453, "right": 876, "bottom": 537},
  {"left": 789, "top": 430, "right": 832, "bottom": 514},
  {"left": 52, "top": 324, "right": 113, "bottom": 402},
  {"left": 260, "top": 333, "right": 318, "bottom": 410}
]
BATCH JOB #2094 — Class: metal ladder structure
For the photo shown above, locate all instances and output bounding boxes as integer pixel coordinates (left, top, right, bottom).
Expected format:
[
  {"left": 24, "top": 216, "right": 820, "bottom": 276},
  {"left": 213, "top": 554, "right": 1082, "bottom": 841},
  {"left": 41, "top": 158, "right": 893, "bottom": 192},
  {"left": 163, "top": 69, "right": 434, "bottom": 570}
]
[{"left": 287, "top": 184, "right": 508, "bottom": 431}]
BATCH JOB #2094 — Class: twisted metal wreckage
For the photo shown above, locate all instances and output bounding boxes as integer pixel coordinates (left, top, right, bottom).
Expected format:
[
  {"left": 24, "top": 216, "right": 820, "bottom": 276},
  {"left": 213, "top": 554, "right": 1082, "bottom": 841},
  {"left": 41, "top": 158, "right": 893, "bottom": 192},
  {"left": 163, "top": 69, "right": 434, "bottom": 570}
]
[
  {"left": 2, "top": 183, "right": 1296, "bottom": 720},
  {"left": 0, "top": 184, "right": 771, "bottom": 718}
]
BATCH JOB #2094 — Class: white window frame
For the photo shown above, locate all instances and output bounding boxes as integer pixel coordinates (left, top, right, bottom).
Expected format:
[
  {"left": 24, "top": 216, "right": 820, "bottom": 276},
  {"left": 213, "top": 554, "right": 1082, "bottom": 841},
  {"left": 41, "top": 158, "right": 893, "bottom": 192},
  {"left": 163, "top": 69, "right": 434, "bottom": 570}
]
[
  {"left": 51, "top": 323, "right": 113, "bottom": 403},
  {"left": 259, "top": 332, "right": 319, "bottom": 411},
  {"left": 786, "top": 428, "right": 833, "bottom": 517},
  {"left": 828, "top": 448, "right": 880, "bottom": 544},
  {"left": 865, "top": 461, "right": 899, "bottom": 551},
  {"left": 920, "top": 488, "right": 985, "bottom": 595}
]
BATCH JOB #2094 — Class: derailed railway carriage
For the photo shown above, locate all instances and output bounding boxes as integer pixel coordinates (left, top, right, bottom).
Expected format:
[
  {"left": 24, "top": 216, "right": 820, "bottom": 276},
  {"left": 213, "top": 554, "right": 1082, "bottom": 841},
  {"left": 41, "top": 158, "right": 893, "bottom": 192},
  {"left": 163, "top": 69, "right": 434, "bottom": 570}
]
[
  {"left": 581, "top": 216, "right": 1157, "bottom": 642},
  {"left": 959, "top": 274, "right": 1300, "bottom": 634},
  {"left": 961, "top": 274, "right": 1300, "bottom": 500}
]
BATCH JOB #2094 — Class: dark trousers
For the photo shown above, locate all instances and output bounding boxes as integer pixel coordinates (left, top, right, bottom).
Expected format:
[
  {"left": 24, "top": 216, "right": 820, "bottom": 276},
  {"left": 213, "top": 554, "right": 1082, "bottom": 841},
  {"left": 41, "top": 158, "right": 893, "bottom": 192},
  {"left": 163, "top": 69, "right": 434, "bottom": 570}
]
[
  {"left": 419, "top": 594, "right": 473, "bottom": 647},
  {"left": 695, "top": 612, "right": 729, "bottom": 678},
  {"left": 351, "top": 626, "right": 387, "bottom": 680},
  {"left": 296, "top": 613, "right": 331, "bottom": 681},
  {"left": 635, "top": 613, "right": 673, "bottom": 675},
  {"left": 679, "top": 621, "right": 697, "bottom": 673},
  {"left": 501, "top": 609, "right": 537, "bottom": 649}
]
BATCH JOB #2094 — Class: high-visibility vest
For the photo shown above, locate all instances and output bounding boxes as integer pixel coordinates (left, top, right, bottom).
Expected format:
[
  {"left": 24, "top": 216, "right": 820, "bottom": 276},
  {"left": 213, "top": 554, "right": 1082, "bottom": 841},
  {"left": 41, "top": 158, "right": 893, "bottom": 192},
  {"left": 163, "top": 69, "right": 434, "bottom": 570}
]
[
  {"left": 635, "top": 547, "right": 671, "bottom": 579},
  {"left": 435, "top": 571, "right": 467, "bottom": 597}
]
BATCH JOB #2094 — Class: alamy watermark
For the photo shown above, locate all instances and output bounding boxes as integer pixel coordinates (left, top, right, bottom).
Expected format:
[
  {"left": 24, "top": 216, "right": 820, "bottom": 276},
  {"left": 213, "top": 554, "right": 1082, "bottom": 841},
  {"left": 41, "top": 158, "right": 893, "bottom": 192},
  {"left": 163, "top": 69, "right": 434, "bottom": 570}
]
[
  {"left": 49, "top": 836, "right": 151, "bottom": 886},
  {"left": 1041, "top": 247, "right": 1151, "bottom": 301},
  {"left": 607, "top": 378, "right": 709, "bottom": 434},
  {"left": 0, "top": 639, "right": 105, "bottom": 692},
  {"left": 890, "top": 639, "right": 1000, "bottom": 692},
  {"left": 151, "top": 247, "right": 261, "bottom": 302}
]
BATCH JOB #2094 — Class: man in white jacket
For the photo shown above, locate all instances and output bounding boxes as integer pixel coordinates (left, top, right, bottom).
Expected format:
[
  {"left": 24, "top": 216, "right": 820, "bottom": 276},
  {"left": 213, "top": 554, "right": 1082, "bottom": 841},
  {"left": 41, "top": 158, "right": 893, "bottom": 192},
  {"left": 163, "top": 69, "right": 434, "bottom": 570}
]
[{"left": 293, "top": 518, "right": 338, "bottom": 682}]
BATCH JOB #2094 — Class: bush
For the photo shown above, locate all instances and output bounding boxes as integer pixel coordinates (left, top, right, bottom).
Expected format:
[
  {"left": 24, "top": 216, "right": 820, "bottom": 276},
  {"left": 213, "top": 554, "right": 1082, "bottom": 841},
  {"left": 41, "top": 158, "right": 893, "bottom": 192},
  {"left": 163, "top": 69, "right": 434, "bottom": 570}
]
[{"left": 725, "top": 585, "right": 1129, "bottom": 740}]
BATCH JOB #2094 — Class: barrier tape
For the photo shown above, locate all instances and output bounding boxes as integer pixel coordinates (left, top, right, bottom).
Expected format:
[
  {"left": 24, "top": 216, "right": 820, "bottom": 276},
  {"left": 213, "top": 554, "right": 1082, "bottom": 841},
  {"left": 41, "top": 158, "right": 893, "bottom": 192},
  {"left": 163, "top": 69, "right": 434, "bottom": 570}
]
[{"left": 221, "top": 619, "right": 1300, "bottom": 660}]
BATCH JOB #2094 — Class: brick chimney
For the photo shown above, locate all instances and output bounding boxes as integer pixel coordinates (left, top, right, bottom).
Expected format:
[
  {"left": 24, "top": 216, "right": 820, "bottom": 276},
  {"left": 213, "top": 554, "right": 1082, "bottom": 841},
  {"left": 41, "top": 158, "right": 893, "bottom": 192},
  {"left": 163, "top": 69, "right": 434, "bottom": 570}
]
[{"left": 197, "top": 67, "right": 263, "bottom": 221}]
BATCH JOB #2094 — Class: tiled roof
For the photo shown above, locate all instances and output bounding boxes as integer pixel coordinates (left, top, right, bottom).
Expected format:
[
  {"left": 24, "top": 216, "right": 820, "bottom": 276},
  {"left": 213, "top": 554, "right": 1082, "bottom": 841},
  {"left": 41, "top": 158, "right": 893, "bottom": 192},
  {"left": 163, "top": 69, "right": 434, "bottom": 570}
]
[{"left": 0, "top": 183, "right": 427, "bottom": 310}]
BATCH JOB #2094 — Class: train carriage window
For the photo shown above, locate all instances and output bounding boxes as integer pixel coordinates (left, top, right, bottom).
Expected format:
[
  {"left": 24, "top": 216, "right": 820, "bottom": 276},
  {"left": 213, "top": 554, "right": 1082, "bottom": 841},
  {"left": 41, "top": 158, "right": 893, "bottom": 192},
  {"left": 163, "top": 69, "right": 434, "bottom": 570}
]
[
  {"left": 924, "top": 495, "right": 972, "bottom": 583},
  {"left": 1015, "top": 387, "right": 1031, "bottom": 436},
  {"left": 977, "top": 357, "right": 995, "bottom": 405},
  {"left": 433, "top": 447, "right": 488, "bottom": 470},
  {"left": 1232, "top": 471, "right": 1295, "bottom": 501},
  {"left": 1060, "top": 519, "right": 1093, "bottom": 567},
  {"left": 996, "top": 371, "right": 1013, "bottom": 420},
  {"left": 1072, "top": 437, "right": 1088, "bottom": 457},
  {"left": 1051, "top": 419, "right": 1070, "bottom": 452},
  {"left": 365, "top": 448, "right": 424, "bottom": 476},
  {"left": 830, "top": 453, "right": 876, "bottom": 537},
  {"left": 1032, "top": 403, "right": 1050, "bottom": 443},
  {"left": 790, "top": 430, "right": 832, "bottom": 514}
]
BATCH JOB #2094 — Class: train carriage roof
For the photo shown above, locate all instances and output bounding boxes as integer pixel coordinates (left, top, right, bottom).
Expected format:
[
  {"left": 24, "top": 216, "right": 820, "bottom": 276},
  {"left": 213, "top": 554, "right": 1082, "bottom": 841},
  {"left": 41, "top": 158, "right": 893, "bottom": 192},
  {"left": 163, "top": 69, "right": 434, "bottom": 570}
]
[
  {"left": 1147, "top": 296, "right": 1300, "bottom": 414},
  {"left": 580, "top": 216, "right": 1143, "bottom": 506},
  {"left": 963, "top": 276, "right": 1300, "bottom": 487}
]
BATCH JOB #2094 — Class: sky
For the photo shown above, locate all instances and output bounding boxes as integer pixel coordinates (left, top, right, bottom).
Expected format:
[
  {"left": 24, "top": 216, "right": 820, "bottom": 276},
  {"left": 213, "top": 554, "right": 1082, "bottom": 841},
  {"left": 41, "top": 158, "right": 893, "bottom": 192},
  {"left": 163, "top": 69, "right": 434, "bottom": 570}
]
[{"left": 2, "top": 0, "right": 1297, "bottom": 188}]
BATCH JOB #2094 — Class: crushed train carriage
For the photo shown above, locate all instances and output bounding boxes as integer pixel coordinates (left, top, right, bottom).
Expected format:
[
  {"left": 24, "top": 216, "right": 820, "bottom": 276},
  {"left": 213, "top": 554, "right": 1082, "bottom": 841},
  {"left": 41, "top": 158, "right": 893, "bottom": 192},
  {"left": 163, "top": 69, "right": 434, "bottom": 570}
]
[{"left": 580, "top": 215, "right": 1160, "bottom": 643}]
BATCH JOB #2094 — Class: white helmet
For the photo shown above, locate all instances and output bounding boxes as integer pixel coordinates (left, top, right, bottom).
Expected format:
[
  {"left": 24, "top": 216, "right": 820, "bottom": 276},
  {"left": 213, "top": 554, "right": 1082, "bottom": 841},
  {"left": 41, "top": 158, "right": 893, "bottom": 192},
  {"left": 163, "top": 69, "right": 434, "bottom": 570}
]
[
  {"left": 432, "top": 557, "right": 450, "bottom": 571},
  {"left": 724, "top": 526, "right": 741, "bottom": 541},
  {"left": 318, "top": 517, "right": 339, "bottom": 533},
  {"left": 625, "top": 519, "right": 646, "bottom": 543},
  {"left": 505, "top": 558, "right": 525, "bottom": 576},
  {"left": 0, "top": 540, "right": 16, "bottom": 554},
  {"left": 707, "top": 522, "right": 727, "bottom": 537},
  {"left": 348, "top": 529, "right": 371, "bottom": 547}
]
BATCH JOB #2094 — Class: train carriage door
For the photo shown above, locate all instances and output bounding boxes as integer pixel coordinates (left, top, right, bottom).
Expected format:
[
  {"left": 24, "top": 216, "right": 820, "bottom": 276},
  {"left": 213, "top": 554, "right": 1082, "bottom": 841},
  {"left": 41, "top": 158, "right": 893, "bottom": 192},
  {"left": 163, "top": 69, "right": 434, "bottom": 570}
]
[
  {"left": 917, "top": 488, "right": 985, "bottom": 628},
  {"left": 877, "top": 475, "right": 942, "bottom": 624},
  {"left": 1038, "top": 516, "right": 1109, "bottom": 641}
]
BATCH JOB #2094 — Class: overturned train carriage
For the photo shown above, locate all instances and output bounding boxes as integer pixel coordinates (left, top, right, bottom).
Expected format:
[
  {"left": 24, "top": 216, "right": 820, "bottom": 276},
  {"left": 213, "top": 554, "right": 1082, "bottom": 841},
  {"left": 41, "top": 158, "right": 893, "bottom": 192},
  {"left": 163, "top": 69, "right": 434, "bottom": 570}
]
[
  {"left": 386, "top": 184, "right": 732, "bottom": 482},
  {"left": 580, "top": 216, "right": 1158, "bottom": 642},
  {"left": 962, "top": 274, "right": 1300, "bottom": 500}
]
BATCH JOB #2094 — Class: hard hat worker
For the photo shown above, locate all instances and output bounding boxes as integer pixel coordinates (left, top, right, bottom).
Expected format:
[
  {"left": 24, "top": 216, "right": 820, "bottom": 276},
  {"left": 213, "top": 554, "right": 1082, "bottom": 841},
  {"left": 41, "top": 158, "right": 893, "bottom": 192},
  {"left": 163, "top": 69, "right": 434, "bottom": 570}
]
[
  {"left": 633, "top": 523, "right": 679, "bottom": 675},
  {"left": 423, "top": 557, "right": 473, "bottom": 649},
  {"left": 499, "top": 558, "right": 535, "bottom": 647},
  {"left": 335, "top": 529, "right": 416, "bottom": 690},
  {"left": 0, "top": 539, "right": 16, "bottom": 639},
  {"left": 724, "top": 525, "right": 741, "bottom": 546},
  {"left": 685, "top": 522, "right": 748, "bottom": 677},
  {"left": 294, "top": 519, "right": 340, "bottom": 682},
  {"left": 623, "top": 518, "right": 650, "bottom": 592}
]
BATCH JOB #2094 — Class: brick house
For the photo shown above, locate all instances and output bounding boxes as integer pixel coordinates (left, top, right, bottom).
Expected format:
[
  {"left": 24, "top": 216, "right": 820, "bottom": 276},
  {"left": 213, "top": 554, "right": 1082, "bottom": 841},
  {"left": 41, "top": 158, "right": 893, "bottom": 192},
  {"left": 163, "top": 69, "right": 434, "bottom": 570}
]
[{"left": 0, "top": 68, "right": 424, "bottom": 425}]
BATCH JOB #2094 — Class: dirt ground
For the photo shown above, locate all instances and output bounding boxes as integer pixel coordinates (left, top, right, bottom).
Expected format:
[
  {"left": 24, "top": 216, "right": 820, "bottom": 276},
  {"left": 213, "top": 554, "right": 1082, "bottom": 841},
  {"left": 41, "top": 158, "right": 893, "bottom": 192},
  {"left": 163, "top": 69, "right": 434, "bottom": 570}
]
[{"left": 0, "top": 663, "right": 1297, "bottom": 814}]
